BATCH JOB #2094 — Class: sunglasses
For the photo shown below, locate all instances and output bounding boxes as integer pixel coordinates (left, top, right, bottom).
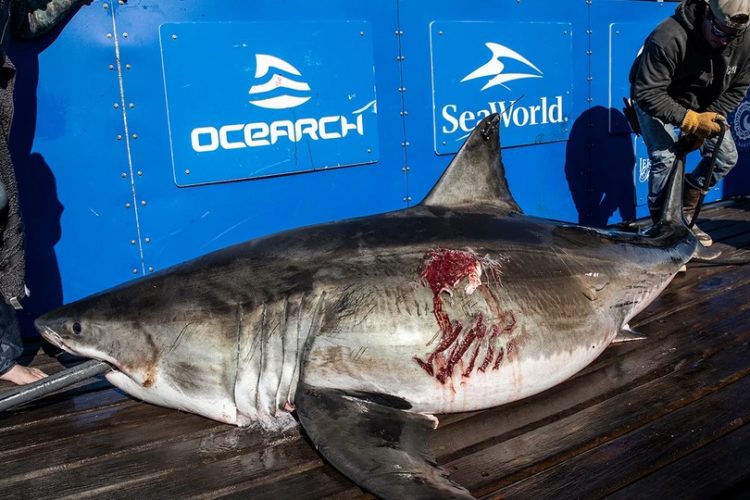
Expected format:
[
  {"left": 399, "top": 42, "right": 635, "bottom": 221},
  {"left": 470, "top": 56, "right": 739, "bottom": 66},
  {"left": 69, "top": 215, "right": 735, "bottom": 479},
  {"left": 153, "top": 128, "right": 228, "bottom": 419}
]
[{"left": 708, "top": 12, "right": 745, "bottom": 40}]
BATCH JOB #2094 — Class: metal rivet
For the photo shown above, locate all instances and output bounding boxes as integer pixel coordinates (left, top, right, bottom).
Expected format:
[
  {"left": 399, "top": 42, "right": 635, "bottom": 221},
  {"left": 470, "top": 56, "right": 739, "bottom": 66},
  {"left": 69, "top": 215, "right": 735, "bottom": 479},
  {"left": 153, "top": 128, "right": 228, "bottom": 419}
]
[
  {"left": 125, "top": 64, "right": 132, "bottom": 70},
  {"left": 172, "top": 34, "right": 177, "bottom": 40},
  {"left": 132, "top": 133, "right": 138, "bottom": 139},
  {"left": 121, "top": 172, "right": 127, "bottom": 178},
  {"left": 106, "top": 33, "right": 112, "bottom": 39},
  {"left": 367, "top": 148, "right": 372, "bottom": 153},
  {"left": 108, "top": 64, "right": 114, "bottom": 70},
  {"left": 125, "top": 202, "right": 131, "bottom": 208},
  {"left": 118, "top": 0, "right": 125, "bottom": 4},
  {"left": 141, "top": 200, "right": 147, "bottom": 206},
  {"left": 132, "top": 268, "right": 138, "bottom": 274},
  {"left": 442, "top": 141, "right": 447, "bottom": 145},
  {"left": 113, "top": 103, "right": 119, "bottom": 109},
  {"left": 148, "top": 267, "right": 154, "bottom": 273},
  {"left": 145, "top": 237, "right": 151, "bottom": 244},
  {"left": 137, "top": 170, "right": 143, "bottom": 176},
  {"left": 129, "top": 103, "right": 135, "bottom": 109},
  {"left": 116, "top": 134, "right": 123, "bottom": 140},
  {"left": 402, "top": 166, "right": 411, "bottom": 172},
  {"left": 122, "top": 32, "right": 128, "bottom": 38},
  {"left": 130, "top": 239, "right": 136, "bottom": 245},
  {"left": 103, "top": 3, "right": 109, "bottom": 8},
  {"left": 360, "top": 31, "right": 365, "bottom": 36},
  {"left": 439, "top": 31, "right": 444, "bottom": 36},
  {"left": 185, "top": 169, "right": 191, "bottom": 175}
]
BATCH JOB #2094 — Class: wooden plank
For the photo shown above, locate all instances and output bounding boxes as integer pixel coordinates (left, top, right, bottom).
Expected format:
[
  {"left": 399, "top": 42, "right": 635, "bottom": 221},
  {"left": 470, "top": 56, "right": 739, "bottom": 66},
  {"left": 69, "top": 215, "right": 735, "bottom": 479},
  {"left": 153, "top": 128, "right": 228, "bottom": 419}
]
[
  {"left": 495, "top": 374, "right": 750, "bottom": 499},
  {"left": 8, "top": 428, "right": 312, "bottom": 499},
  {"left": 442, "top": 317, "right": 750, "bottom": 496},
  {"left": 606, "top": 423, "right": 750, "bottom": 500}
]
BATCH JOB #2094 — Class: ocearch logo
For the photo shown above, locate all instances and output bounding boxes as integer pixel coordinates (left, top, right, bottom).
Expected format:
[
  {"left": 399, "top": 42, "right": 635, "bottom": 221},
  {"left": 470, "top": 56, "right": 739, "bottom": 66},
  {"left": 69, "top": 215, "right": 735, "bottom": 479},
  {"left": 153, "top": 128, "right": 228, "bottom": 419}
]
[
  {"left": 248, "top": 54, "right": 311, "bottom": 110},
  {"left": 461, "top": 42, "right": 543, "bottom": 91},
  {"left": 189, "top": 53, "right": 370, "bottom": 154},
  {"left": 440, "top": 41, "right": 564, "bottom": 139}
]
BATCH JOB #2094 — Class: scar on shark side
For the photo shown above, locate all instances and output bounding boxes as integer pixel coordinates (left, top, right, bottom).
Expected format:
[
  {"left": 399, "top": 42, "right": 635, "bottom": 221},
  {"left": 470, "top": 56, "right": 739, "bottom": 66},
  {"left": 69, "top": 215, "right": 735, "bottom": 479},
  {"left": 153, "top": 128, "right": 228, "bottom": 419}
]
[{"left": 414, "top": 248, "right": 519, "bottom": 384}]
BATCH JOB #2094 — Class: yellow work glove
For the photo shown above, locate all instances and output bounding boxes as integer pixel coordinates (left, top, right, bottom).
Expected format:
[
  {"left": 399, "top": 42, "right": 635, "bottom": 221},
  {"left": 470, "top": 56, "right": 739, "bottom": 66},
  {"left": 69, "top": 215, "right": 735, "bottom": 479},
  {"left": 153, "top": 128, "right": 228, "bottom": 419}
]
[{"left": 681, "top": 110, "right": 725, "bottom": 138}]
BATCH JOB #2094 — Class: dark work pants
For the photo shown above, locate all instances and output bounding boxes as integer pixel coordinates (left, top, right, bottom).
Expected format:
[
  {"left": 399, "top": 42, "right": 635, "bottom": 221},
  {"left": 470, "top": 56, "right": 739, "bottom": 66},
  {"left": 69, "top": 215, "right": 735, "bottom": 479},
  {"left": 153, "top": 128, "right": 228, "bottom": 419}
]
[{"left": 0, "top": 176, "right": 20, "bottom": 375}]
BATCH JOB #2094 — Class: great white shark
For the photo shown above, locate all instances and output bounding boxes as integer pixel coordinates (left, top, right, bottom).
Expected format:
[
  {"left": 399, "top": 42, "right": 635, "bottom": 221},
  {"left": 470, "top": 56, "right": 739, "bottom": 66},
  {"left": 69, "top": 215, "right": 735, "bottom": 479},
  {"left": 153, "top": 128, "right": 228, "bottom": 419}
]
[{"left": 36, "top": 114, "right": 697, "bottom": 499}]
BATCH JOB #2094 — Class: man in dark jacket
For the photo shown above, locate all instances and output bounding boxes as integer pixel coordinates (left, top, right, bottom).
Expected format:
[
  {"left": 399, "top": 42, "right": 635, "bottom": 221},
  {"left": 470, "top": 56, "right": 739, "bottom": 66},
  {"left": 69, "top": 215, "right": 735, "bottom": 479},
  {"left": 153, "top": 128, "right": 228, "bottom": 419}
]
[
  {"left": 630, "top": 0, "right": 750, "bottom": 247},
  {"left": 0, "top": 0, "right": 89, "bottom": 385}
]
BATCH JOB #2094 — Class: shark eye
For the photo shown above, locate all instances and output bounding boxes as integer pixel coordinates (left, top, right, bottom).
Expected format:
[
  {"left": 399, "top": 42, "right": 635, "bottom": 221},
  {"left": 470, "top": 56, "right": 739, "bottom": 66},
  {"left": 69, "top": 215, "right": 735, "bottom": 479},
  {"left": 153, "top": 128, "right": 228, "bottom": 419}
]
[{"left": 71, "top": 322, "right": 82, "bottom": 335}]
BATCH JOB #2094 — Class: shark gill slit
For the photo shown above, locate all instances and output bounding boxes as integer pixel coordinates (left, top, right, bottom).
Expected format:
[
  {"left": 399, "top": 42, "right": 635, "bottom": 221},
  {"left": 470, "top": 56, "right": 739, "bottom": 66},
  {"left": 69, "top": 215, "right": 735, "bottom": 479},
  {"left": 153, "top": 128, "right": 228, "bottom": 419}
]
[
  {"left": 286, "top": 292, "right": 306, "bottom": 406},
  {"left": 255, "top": 302, "right": 268, "bottom": 413},
  {"left": 234, "top": 302, "right": 243, "bottom": 409},
  {"left": 273, "top": 296, "right": 290, "bottom": 414},
  {"left": 294, "top": 292, "right": 328, "bottom": 396}
]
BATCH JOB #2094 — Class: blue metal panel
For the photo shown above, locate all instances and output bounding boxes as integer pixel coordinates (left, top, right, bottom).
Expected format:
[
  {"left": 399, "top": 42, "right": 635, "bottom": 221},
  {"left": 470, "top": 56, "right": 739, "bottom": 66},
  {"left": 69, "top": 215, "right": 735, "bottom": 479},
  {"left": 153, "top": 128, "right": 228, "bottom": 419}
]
[
  {"left": 397, "top": 0, "right": 590, "bottom": 223},
  {"left": 9, "top": 3, "right": 142, "bottom": 319},
  {"left": 160, "top": 21, "right": 379, "bottom": 185}
]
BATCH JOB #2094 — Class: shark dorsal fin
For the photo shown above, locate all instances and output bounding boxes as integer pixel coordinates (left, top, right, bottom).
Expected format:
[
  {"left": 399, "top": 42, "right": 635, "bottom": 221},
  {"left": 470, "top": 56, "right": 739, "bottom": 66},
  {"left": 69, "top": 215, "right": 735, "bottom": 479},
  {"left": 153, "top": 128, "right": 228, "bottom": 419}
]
[{"left": 421, "top": 114, "right": 522, "bottom": 213}]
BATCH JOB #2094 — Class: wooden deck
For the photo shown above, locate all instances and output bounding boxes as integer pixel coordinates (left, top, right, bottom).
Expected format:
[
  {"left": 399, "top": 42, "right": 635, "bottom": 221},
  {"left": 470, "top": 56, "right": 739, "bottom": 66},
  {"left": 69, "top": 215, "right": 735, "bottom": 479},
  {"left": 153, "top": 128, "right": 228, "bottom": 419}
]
[{"left": 2, "top": 199, "right": 750, "bottom": 499}]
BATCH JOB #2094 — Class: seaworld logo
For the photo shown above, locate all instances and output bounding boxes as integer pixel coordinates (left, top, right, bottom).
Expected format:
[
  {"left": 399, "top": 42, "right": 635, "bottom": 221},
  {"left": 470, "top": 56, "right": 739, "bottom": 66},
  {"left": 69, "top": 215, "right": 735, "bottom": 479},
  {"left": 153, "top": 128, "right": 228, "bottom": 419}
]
[
  {"left": 438, "top": 41, "right": 565, "bottom": 140},
  {"left": 248, "top": 54, "right": 311, "bottom": 110},
  {"left": 461, "top": 42, "right": 543, "bottom": 91}
]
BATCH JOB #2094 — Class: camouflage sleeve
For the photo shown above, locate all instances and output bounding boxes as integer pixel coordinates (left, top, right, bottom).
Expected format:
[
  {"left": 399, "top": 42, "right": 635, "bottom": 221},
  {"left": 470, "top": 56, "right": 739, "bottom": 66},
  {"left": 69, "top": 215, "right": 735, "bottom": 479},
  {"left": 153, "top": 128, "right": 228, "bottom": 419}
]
[{"left": 10, "top": 0, "right": 88, "bottom": 39}]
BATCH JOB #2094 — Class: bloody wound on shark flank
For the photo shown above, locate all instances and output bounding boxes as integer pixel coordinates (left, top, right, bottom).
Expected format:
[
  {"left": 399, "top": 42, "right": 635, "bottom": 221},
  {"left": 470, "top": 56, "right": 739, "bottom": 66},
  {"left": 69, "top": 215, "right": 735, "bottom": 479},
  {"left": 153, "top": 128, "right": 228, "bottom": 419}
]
[{"left": 414, "top": 248, "right": 518, "bottom": 383}]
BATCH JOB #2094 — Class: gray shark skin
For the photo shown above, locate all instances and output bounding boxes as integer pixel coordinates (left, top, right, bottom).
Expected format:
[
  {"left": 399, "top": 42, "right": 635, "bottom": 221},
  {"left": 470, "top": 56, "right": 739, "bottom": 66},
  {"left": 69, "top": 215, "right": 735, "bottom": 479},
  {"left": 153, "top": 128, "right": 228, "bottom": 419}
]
[{"left": 36, "top": 114, "right": 696, "bottom": 499}]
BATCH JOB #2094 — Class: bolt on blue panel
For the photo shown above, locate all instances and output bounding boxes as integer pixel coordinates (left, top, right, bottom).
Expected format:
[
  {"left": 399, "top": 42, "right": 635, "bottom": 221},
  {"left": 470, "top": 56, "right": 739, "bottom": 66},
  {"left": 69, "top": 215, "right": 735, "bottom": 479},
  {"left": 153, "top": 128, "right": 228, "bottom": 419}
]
[
  {"left": 160, "top": 21, "right": 379, "bottom": 186},
  {"left": 430, "top": 21, "right": 574, "bottom": 154}
]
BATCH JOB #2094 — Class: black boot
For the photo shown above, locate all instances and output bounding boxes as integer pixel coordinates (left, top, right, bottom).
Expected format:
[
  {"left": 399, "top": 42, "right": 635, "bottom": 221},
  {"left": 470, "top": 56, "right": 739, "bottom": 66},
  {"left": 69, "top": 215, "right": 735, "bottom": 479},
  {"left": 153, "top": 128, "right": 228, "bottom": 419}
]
[
  {"left": 683, "top": 179, "right": 713, "bottom": 247},
  {"left": 648, "top": 205, "right": 662, "bottom": 225}
]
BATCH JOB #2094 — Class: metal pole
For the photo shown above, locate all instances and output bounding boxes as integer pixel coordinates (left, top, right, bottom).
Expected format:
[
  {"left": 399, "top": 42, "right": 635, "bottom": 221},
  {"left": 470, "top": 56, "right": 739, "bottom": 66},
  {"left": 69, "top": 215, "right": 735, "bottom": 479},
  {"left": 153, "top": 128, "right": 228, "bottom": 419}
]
[{"left": 0, "top": 360, "right": 110, "bottom": 412}]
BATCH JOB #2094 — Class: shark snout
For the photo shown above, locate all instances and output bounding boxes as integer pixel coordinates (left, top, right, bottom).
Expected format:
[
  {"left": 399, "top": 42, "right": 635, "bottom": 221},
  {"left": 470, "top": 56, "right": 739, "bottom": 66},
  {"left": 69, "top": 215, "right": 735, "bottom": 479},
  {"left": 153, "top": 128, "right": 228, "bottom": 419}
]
[{"left": 34, "top": 315, "right": 67, "bottom": 349}]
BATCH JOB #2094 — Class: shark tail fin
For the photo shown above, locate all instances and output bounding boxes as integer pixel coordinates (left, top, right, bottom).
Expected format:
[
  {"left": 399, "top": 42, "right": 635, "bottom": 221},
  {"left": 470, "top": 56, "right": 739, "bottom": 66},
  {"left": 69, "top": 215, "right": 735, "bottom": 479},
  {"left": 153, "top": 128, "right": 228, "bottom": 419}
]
[{"left": 421, "top": 114, "right": 522, "bottom": 214}]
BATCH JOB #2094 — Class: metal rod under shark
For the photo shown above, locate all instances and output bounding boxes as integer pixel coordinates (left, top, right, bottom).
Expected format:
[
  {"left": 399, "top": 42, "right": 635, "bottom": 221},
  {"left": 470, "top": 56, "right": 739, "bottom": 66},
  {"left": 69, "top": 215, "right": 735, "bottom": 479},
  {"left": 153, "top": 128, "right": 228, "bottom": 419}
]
[{"left": 0, "top": 360, "right": 110, "bottom": 412}]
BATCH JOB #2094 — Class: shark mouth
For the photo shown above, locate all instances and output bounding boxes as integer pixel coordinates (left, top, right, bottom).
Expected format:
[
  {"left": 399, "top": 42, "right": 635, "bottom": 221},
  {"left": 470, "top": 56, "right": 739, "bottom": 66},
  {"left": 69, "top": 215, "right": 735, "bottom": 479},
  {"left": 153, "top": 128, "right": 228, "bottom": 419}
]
[{"left": 38, "top": 326, "right": 118, "bottom": 372}]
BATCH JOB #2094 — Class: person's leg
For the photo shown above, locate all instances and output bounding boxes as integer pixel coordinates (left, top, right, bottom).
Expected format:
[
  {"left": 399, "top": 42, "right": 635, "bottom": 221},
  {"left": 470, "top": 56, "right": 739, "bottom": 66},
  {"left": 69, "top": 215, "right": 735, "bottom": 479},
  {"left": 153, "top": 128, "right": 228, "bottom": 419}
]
[
  {"left": 0, "top": 179, "right": 46, "bottom": 385},
  {"left": 689, "top": 130, "right": 739, "bottom": 190},
  {"left": 0, "top": 300, "right": 45, "bottom": 385},
  {"left": 634, "top": 104, "right": 679, "bottom": 219}
]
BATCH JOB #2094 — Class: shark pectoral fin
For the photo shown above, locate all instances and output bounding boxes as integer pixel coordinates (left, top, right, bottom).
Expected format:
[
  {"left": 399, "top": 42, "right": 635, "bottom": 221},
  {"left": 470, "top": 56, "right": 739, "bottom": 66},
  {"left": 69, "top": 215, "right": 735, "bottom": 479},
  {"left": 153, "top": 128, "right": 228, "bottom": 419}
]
[
  {"left": 612, "top": 325, "right": 648, "bottom": 344},
  {"left": 295, "top": 384, "right": 474, "bottom": 500},
  {"left": 691, "top": 244, "right": 722, "bottom": 262}
]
